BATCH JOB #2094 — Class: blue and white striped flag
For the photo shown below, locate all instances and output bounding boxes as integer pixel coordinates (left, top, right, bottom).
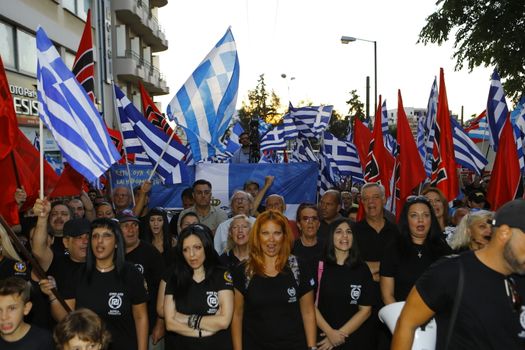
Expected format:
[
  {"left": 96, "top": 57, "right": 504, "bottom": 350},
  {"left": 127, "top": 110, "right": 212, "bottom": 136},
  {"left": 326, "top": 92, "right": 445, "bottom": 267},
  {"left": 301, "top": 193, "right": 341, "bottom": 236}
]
[
  {"left": 318, "top": 153, "right": 335, "bottom": 195},
  {"left": 290, "top": 105, "right": 333, "bottom": 139},
  {"left": 487, "top": 69, "right": 508, "bottom": 151},
  {"left": 451, "top": 118, "right": 488, "bottom": 176},
  {"left": 420, "top": 77, "right": 438, "bottom": 177},
  {"left": 283, "top": 112, "right": 299, "bottom": 140},
  {"left": 322, "top": 131, "right": 364, "bottom": 183},
  {"left": 513, "top": 96, "right": 525, "bottom": 135},
  {"left": 467, "top": 114, "right": 490, "bottom": 141},
  {"left": 114, "top": 84, "right": 188, "bottom": 184},
  {"left": 417, "top": 115, "right": 426, "bottom": 164},
  {"left": 381, "top": 100, "right": 397, "bottom": 156},
  {"left": 166, "top": 28, "right": 239, "bottom": 162},
  {"left": 260, "top": 125, "right": 286, "bottom": 152},
  {"left": 36, "top": 27, "right": 120, "bottom": 182},
  {"left": 290, "top": 138, "right": 317, "bottom": 163},
  {"left": 224, "top": 122, "right": 244, "bottom": 154}
]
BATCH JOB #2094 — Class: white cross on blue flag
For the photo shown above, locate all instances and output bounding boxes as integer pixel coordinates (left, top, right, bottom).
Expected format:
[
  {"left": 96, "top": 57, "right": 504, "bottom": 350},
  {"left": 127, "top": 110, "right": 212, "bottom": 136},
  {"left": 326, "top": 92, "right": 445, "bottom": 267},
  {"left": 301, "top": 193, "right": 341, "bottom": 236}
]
[
  {"left": 36, "top": 27, "right": 120, "bottom": 182},
  {"left": 166, "top": 28, "right": 239, "bottom": 162}
]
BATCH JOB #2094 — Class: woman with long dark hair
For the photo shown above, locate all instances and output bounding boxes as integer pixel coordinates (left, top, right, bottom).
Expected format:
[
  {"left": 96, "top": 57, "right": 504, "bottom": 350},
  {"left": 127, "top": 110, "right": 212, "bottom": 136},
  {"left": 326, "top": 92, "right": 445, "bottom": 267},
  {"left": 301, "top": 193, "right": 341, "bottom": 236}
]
[
  {"left": 41, "top": 218, "right": 149, "bottom": 350},
  {"left": 231, "top": 210, "right": 317, "bottom": 350},
  {"left": 163, "top": 224, "right": 233, "bottom": 350},
  {"left": 380, "top": 196, "right": 451, "bottom": 304},
  {"left": 143, "top": 207, "right": 175, "bottom": 265},
  {"left": 315, "top": 218, "right": 373, "bottom": 350}
]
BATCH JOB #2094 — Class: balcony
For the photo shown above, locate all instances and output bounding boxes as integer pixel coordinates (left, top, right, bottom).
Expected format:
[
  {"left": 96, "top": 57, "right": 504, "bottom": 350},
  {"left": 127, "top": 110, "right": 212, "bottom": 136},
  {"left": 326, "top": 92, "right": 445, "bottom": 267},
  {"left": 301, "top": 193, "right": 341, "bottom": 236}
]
[
  {"left": 113, "top": 0, "right": 168, "bottom": 52},
  {"left": 114, "top": 50, "right": 169, "bottom": 95}
]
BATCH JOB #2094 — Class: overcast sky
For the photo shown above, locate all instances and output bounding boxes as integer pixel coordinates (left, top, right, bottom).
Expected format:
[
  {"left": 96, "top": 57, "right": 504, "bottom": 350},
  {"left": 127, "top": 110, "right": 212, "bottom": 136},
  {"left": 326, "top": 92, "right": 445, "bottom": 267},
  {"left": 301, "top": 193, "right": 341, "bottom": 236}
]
[{"left": 157, "top": 0, "right": 499, "bottom": 120}]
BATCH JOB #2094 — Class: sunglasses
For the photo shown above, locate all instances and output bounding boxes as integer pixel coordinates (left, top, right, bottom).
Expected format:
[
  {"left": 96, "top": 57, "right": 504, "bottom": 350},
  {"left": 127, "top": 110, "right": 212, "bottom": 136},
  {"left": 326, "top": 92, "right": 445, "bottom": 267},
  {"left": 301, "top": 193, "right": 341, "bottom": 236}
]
[
  {"left": 504, "top": 277, "right": 522, "bottom": 313},
  {"left": 406, "top": 195, "right": 430, "bottom": 203}
]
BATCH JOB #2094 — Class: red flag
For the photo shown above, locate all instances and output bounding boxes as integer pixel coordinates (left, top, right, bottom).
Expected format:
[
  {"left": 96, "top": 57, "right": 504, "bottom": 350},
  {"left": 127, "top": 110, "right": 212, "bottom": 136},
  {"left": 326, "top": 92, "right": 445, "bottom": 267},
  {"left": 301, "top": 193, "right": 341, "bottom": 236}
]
[
  {"left": 394, "top": 90, "right": 426, "bottom": 219},
  {"left": 486, "top": 115, "right": 520, "bottom": 210},
  {"left": 353, "top": 117, "right": 372, "bottom": 170},
  {"left": 0, "top": 131, "right": 60, "bottom": 225},
  {"left": 431, "top": 68, "right": 459, "bottom": 201},
  {"left": 139, "top": 81, "right": 182, "bottom": 143},
  {"left": 364, "top": 96, "right": 395, "bottom": 197},
  {"left": 0, "top": 56, "right": 19, "bottom": 159},
  {"left": 72, "top": 9, "right": 95, "bottom": 102},
  {"left": 49, "top": 164, "right": 86, "bottom": 198}
]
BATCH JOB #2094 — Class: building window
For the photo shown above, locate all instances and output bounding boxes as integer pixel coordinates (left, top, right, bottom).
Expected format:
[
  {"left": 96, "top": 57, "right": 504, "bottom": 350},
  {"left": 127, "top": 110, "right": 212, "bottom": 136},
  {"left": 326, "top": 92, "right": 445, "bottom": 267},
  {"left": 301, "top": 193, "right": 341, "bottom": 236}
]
[
  {"left": 17, "top": 29, "right": 37, "bottom": 76},
  {"left": 0, "top": 21, "right": 15, "bottom": 68},
  {"left": 63, "top": 50, "right": 76, "bottom": 70},
  {"left": 63, "top": 0, "right": 90, "bottom": 20}
]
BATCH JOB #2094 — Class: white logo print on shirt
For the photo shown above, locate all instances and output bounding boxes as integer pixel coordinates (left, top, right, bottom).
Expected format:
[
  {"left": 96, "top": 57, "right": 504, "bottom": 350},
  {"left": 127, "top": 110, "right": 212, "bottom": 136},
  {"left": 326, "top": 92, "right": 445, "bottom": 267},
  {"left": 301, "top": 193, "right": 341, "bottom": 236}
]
[
  {"left": 287, "top": 287, "right": 297, "bottom": 303},
  {"left": 206, "top": 291, "right": 219, "bottom": 313},
  {"left": 108, "top": 292, "right": 123, "bottom": 316},
  {"left": 350, "top": 285, "right": 362, "bottom": 304},
  {"left": 518, "top": 306, "right": 525, "bottom": 339}
]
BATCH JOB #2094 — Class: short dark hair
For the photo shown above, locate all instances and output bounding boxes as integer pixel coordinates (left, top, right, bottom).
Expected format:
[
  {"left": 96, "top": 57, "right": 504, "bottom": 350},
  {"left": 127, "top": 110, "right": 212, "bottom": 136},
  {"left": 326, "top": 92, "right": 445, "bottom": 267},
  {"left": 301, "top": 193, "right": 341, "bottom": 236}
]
[
  {"left": 54, "top": 308, "right": 111, "bottom": 350},
  {"left": 181, "top": 187, "right": 193, "bottom": 199},
  {"left": 180, "top": 211, "right": 200, "bottom": 226},
  {"left": 295, "top": 202, "right": 319, "bottom": 223},
  {"left": 243, "top": 180, "right": 260, "bottom": 191},
  {"left": 0, "top": 277, "right": 31, "bottom": 303},
  {"left": 192, "top": 179, "right": 212, "bottom": 191}
]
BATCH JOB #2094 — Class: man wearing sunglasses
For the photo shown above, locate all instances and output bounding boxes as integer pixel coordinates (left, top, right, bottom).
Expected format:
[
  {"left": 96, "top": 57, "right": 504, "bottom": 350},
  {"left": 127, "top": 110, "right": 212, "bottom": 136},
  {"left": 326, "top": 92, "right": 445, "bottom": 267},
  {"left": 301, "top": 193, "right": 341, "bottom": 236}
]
[{"left": 392, "top": 199, "right": 525, "bottom": 350}]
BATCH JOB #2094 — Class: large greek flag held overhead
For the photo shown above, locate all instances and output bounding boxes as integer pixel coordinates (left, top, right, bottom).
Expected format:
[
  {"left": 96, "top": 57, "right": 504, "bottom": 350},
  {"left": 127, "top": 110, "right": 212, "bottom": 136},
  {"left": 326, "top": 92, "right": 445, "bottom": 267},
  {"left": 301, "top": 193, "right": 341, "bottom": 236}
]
[
  {"left": 451, "top": 118, "right": 488, "bottom": 176},
  {"left": 166, "top": 28, "right": 239, "bottom": 162},
  {"left": 290, "top": 105, "right": 333, "bottom": 139},
  {"left": 322, "top": 131, "right": 364, "bottom": 183},
  {"left": 36, "top": 27, "right": 120, "bottom": 182},
  {"left": 114, "top": 85, "right": 188, "bottom": 184}
]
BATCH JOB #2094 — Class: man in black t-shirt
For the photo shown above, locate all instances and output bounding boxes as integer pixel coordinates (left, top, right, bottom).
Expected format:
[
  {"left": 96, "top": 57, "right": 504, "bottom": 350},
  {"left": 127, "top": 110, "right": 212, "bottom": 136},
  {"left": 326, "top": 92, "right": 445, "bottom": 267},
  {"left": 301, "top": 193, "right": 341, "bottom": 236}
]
[
  {"left": 392, "top": 199, "right": 525, "bottom": 350},
  {"left": 118, "top": 210, "right": 165, "bottom": 348},
  {"left": 0, "top": 277, "right": 54, "bottom": 350}
]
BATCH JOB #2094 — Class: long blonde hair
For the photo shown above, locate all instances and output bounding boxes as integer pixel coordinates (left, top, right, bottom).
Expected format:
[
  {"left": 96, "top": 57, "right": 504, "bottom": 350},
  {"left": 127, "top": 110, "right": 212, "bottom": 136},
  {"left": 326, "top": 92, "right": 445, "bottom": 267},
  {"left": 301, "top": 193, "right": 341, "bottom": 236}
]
[
  {"left": 0, "top": 224, "right": 22, "bottom": 261},
  {"left": 449, "top": 210, "right": 493, "bottom": 250},
  {"left": 245, "top": 211, "right": 293, "bottom": 278}
]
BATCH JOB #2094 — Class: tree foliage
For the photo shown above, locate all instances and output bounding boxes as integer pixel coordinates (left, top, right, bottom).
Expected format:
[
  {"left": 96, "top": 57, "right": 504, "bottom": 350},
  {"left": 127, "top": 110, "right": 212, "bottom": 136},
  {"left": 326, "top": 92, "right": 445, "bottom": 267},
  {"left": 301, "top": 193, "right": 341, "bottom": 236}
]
[
  {"left": 418, "top": 0, "right": 525, "bottom": 101},
  {"left": 237, "top": 74, "right": 282, "bottom": 130}
]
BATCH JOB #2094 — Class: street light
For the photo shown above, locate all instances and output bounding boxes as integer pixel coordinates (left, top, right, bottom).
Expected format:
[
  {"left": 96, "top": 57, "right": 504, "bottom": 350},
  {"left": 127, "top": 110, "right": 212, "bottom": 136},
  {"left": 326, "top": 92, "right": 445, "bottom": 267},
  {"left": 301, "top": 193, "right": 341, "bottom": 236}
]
[
  {"left": 341, "top": 35, "right": 377, "bottom": 113},
  {"left": 281, "top": 73, "right": 295, "bottom": 107}
]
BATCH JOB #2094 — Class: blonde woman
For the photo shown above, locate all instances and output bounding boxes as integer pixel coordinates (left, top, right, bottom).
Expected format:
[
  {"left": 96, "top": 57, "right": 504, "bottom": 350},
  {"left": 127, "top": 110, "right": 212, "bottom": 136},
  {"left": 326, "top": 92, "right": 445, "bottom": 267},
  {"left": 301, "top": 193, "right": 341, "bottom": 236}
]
[
  {"left": 219, "top": 215, "right": 251, "bottom": 270},
  {"left": 448, "top": 210, "right": 493, "bottom": 252}
]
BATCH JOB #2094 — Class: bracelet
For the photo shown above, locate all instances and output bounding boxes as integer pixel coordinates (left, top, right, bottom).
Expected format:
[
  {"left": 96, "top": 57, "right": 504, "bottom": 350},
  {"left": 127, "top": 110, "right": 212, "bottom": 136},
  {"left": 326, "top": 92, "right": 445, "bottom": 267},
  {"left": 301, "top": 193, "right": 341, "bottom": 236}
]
[
  {"left": 49, "top": 297, "right": 57, "bottom": 303},
  {"left": 308, "top": 347, "right": 318, "bottom": 350},
  {"left": 196, "top": 315, "right": 203, "bottom": 329},
  {"left": 187, "top": 314, "right": 197, "bottom": 329},
  {"left": 198, "top": 329, "right": 202, "bottom": 338}
]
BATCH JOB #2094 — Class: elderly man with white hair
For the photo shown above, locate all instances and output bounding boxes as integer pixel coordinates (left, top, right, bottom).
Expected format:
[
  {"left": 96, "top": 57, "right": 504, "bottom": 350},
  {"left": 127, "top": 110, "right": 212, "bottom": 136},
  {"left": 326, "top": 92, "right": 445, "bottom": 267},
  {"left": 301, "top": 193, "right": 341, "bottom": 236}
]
[{"left": 214, "top": 190, "right": 256, "bottom": 254}]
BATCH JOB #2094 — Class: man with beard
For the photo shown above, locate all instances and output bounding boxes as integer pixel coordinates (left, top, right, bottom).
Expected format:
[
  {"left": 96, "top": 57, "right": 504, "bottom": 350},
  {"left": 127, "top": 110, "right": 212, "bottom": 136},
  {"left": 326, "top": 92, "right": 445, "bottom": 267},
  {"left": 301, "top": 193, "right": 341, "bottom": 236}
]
[
  {"left": 214, "top": 190, "right": 256, "bottom": 254},
  {"left": 46, "top": 201, "right": 72, "bottom": 256},
  {"left": 392, "top": 199, "right": 525, "bottom": 350}
]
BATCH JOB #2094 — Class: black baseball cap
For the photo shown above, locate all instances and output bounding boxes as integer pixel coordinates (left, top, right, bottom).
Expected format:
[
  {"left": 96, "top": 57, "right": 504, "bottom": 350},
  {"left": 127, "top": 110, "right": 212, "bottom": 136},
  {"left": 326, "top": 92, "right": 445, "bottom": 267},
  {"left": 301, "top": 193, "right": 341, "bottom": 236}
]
[
  {"left": 63, "top": 218, "right": 91, "bottom": 237},
  {"left": 116, "top": 209, "right": 140, "bottom": 224},
  {"left": 492, "top": 199, "right": 525, "bottom": 232}
]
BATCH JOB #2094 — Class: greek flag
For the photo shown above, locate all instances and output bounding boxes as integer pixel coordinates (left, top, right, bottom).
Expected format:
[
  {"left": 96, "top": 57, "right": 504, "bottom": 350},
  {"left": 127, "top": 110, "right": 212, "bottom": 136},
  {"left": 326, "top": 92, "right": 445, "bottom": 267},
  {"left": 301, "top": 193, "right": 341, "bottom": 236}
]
[
  {"left": 166, "top": 28, "right": 239, "bottom": 162},
  {"left": 224, "top": 122, "right": 244, "bottom": 154},
  {"left": 451, "top": 118, "right": 487, "bottom": 176},
  {"left": 289, "top": 105, "right": 333, "bottom": 139},
  {"left": 290, "top": 138, "right": 317, "bottom": 163},
  {"left": 421, "top": 77, "right": 438, "bottom": 177},
  {"left": 260, "top": 125, "right": 286, "bottom": 152},
  {"left": 487, "top": 69, "right": 508, "bottom": 151},
  {"left": 514, "top": 97, "right": 525, "bottom": 135},
  {"left": 318, "top": 154, "right": 335, "bottom": 195},
  {"left": 283, "top": 110, "right": 298, "bottom": 140},
  {"left": 36, "top": 27, "right": 120, "bottom": 182},
  {"left": 322, "top": 131, "right": 364, "bottom": 183},
  {"left": 466, "top": 114, "right": 489, "bottom": 141},
  {"left": 114, "top": 84, "right": 188, "bottom": 184}
]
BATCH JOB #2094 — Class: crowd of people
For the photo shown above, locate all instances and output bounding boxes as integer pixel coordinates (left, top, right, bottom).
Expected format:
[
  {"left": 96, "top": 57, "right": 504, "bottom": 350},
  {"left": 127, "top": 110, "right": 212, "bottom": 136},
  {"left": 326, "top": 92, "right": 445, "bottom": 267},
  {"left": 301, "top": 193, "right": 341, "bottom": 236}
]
[{"left": 0, "top": 175, "right": 524, "bottom": 350}]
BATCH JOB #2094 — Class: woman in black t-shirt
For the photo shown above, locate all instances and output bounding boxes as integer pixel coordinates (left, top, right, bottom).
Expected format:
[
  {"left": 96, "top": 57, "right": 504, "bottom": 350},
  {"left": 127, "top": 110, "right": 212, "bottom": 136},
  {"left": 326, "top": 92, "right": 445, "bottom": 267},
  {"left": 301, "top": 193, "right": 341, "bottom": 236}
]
[
  {"left": 316, "top": 218, "right": 373, "bottom": 350},
  {"left": 143, "top": 207, "right": 176, "bottom": 265},
  {"left": 42, "top": 218, "right": 149, "bottom": 350},
  {"left": 164, "top": 224, "right": 234, "bottom": 350},
  {"left": 231, "top": 210, "right": 317, "bottom": 350},
  {"left": 219, "top": 214, "right": 252, "bottom": 270},
  {"left": 380, "top": 196, "right": 451, "bottom": 304}
]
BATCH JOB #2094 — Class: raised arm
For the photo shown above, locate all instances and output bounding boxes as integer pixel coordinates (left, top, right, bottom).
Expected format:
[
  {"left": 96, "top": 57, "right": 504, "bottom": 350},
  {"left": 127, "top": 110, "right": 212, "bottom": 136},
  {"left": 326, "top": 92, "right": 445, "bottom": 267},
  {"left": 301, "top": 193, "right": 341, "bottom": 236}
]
[
  {"left": 252, "top": 176, "right": 274, "bottom": 215},
  {"left": 79, "top": 191, "right": 96, "bottom": 221},
  {"left": 133, "top": 180, "right": 152, "bottom": 217},
  {"left": 31, "top": 198, "right": 54, "bottom": 271}
]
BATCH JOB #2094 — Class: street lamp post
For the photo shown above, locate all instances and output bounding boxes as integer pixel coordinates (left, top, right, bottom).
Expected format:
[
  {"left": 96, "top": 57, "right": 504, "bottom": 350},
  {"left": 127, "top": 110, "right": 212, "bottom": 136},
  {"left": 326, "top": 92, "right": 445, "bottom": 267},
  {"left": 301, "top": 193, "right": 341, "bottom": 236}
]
[{"left": 341, "top": 35, "right": 377, "bottom": 112}]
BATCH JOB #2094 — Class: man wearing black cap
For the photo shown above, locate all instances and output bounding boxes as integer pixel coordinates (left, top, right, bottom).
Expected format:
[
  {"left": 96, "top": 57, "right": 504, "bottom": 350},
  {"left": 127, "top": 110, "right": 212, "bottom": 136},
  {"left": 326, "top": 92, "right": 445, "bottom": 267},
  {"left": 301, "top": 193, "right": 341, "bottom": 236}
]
[
  {"left": 392, "top": 199, "right": 525, "bottom": 349},
  {"left": 118, "top": 209, "right": 165, "bottom": 348}
]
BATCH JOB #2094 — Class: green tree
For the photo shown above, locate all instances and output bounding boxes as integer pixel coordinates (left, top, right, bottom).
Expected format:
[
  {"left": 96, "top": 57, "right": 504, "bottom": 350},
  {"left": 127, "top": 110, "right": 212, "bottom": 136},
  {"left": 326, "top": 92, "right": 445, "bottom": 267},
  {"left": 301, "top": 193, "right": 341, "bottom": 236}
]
[
  {"left": 345, "top": 90, "right": 366, "bottom": 124},
  {"left": 418, "top": 0, "right": 525, "bottom": 101},
  {"left": 327, "top": 109, "right": 349, "bottom": 139},
  {"left": 237, "top": 74, "right": 282, "bottom": 130}
]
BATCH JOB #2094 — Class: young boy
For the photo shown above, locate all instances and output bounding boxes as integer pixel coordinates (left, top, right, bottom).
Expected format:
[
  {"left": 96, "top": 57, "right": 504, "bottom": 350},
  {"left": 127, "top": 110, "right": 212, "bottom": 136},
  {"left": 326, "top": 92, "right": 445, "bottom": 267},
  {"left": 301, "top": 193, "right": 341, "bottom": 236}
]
[{"left": 0, "top": 277, "right": 54, "bottom": 349}]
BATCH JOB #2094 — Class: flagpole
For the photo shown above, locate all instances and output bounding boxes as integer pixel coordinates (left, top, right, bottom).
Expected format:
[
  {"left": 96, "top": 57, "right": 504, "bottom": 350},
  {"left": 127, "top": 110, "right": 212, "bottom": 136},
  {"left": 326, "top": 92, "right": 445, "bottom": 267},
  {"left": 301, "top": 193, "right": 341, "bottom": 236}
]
[
  {"left": 39, "top": 120, "right": 44, "bottom": 200},
  {"left": 147, "top": 131, "right": 176, "bottom": 182},
  {"left": 111, "top": 81, "right": 136, "bottom": 206}
]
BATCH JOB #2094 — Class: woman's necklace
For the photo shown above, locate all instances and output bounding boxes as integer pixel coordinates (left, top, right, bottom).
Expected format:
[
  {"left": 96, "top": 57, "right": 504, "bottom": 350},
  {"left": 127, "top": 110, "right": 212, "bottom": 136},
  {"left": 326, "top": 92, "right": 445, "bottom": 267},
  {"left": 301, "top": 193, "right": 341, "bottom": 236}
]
[
  {"left": 96, "top": 263, "right": 115, "bottom": 272},
  {"left": 417, "top": 250, "right": 423, "bottom": 259}
]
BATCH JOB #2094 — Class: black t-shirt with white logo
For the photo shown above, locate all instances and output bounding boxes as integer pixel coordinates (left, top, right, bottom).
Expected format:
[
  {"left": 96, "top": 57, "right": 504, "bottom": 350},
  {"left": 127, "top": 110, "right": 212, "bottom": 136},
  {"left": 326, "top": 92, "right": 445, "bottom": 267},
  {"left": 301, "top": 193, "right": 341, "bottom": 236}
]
[
  {"left": 74, "top": 263, "right": 148, "bottom": 350},
  {"left": 317, "top": 261, "right": 374, "bottom": 349},
  {"left": 0, "top": 258, "right": 30, "bottom": 280},
  {"left": 416, "top": 251, "right": 525, "bottom": 350},
  {"left": 165, "top": 267, "right": 233, "bottom": 350},
  {"left": 232, "top": 258, "right": 315, "bottom": 350}
]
